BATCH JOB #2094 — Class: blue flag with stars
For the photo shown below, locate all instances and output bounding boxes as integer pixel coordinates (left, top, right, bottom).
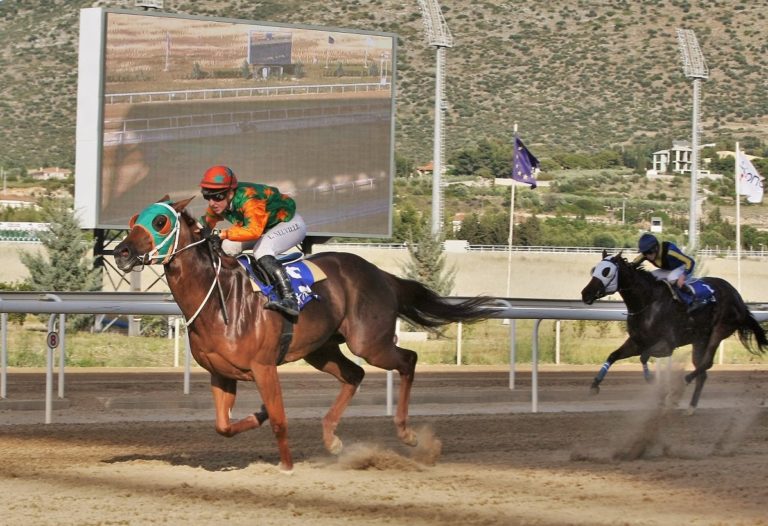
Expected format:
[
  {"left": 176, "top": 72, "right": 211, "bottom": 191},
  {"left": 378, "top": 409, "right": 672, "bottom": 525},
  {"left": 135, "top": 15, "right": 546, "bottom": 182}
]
[{"left": 509, "top": 136, "right": 540, "bottom": 188}]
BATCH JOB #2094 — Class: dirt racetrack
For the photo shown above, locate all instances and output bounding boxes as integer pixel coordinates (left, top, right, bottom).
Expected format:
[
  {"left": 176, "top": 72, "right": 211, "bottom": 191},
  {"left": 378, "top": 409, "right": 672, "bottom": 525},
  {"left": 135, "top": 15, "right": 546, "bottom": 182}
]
[{"left": 1, "top": 365, "right": 767, "bottom": 525}]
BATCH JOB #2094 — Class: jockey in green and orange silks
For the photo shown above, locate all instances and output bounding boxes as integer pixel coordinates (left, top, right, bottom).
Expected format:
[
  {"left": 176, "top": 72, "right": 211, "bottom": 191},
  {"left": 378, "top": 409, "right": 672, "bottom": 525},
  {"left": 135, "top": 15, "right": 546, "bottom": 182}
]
[
  {"left": 201, "top": 182, "right": 297, "bottom": 244},
  {"left": 198, "top": 165, "right": 306, "bottom": 317}
]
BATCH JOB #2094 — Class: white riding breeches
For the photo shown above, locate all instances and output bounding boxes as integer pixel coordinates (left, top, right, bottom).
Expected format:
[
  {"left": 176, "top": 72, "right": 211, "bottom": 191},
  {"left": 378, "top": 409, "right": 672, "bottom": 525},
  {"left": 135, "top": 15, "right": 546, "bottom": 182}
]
[
  {"left": 650, "top": 266, "right": 688, "bottom": 284},
  {"left": 220, "top": 213, "right": 307, "bottom": 258}
]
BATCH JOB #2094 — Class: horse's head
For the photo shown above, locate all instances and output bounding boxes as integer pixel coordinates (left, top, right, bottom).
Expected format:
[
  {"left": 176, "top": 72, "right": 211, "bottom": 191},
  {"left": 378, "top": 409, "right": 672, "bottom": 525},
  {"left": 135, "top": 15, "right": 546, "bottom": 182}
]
[
  {"left": 581, "top": 250, "right": 623, "bottom": 304},
  {"left": 114, "top": 195, "right": 197, "bottom": 272}
]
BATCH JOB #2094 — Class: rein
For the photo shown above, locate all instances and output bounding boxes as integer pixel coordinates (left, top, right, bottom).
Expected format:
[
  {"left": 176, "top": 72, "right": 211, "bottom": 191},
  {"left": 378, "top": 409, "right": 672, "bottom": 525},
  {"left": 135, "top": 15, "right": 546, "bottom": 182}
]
[
  {"left": 616, "top": 264, "right": 653, "bottom": 317},
  {"left": 185, "top": 254, "right": 223, "bottom": 327},
  {"left": 623, "top": 301, "right": 651, "bottom": 317},
  {"left": 133, "top": 202, "right": 225, "bottom": 327}
]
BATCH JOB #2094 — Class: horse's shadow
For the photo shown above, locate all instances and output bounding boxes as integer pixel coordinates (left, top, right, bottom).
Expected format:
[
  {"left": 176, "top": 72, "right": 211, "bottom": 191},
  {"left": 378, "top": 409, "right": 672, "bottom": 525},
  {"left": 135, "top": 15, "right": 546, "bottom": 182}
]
[{"left": 102, "top": 451, "right": 277, "bottom": 472}]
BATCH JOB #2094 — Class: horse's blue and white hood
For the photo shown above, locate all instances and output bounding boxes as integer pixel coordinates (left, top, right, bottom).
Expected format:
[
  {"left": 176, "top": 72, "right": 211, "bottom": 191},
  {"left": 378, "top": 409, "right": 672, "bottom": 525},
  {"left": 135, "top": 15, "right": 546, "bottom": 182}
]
[{"left": 591, "top": 257, "right": 619, "bottom": 295}]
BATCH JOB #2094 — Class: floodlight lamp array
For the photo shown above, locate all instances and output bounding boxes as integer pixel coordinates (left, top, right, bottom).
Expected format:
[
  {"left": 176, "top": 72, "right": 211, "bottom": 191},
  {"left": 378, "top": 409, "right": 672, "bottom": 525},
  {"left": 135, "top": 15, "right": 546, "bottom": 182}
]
[
  {"left": 417, "top": 0, "right": 454, "bottom": 48},
  {"left": 676, "top": 28, "right": 709, "bottom": 79}
]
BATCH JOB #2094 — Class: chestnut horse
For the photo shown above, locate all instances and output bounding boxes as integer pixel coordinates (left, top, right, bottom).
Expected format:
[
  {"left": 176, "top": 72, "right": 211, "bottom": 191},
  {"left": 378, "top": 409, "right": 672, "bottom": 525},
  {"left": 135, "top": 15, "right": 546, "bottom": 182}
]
[
  {"left": 114, "top": 197, "right": 497, "bottom": 472},
  {"left": 581, "top": 251, "right": 767, "bottom": 412}
]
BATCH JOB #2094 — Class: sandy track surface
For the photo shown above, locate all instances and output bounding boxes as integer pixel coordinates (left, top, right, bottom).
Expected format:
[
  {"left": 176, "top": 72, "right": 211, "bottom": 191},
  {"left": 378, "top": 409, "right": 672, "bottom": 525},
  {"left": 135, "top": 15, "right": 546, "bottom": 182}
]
[{"left": 1, "top": 366, "right": 767, "bottom": 525}]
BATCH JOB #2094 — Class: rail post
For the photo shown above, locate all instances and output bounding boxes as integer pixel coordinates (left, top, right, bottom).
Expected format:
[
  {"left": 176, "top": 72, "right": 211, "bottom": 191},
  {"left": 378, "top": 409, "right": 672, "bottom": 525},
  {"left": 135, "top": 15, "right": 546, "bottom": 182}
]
[
  {"left": 43, "top": 294, "right": 64, "bottom": 424},
  {"left": 531, "top": 319, "right": 541, "bottom": 413},
  {"left": 1, "top": 312, "right": 7, "bottom": 399}
]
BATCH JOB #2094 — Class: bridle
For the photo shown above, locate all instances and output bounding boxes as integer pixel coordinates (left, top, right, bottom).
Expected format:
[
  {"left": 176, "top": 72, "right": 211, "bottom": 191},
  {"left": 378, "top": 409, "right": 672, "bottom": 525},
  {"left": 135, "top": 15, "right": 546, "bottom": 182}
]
[
  {"left": 592, "top": 257, "right": 652, "bottom": 317},
  {"left": 590, "top": 257, "right": 620, "bottom": 298},
  {"left": 130, "top": 201, "right": 223, "bottom": 327}
]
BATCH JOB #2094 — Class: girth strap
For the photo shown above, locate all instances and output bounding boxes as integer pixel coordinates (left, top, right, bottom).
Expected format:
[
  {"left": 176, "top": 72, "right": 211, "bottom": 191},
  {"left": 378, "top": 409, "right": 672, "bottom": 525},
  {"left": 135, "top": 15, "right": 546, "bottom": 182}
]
[{"left": 276, "top": 315, "right": 294, "bottom": 365}]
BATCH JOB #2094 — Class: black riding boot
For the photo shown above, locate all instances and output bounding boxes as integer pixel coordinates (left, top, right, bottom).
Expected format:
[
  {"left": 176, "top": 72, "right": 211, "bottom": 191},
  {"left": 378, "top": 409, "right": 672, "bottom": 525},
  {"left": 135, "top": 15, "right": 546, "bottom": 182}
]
[{"left": 258, "top": 255, "right": 300, "bottom": 317}]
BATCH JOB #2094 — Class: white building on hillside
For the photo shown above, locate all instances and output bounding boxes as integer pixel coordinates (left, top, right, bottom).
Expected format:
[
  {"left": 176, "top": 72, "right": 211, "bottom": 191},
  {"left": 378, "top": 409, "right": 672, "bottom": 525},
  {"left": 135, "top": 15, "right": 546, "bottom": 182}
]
[
  {"left": 28, "top": 167, "right": 72, "bottom": 181},
  {"left": 649, "top": 140, "right": 715, "bottom": 178}
]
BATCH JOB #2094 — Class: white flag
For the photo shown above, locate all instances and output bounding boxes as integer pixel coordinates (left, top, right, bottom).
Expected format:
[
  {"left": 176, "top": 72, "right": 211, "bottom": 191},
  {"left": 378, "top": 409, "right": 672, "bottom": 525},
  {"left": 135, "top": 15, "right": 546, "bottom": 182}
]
[{"left": 737, "top": 152, "right": 764, "bottom": 204}]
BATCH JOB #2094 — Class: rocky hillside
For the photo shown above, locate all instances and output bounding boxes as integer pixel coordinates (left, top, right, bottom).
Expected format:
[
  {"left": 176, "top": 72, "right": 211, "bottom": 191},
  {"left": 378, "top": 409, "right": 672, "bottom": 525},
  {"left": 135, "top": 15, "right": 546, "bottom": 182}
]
[{"left": 1, "top": 0, "right": 766, "bottom": 169}]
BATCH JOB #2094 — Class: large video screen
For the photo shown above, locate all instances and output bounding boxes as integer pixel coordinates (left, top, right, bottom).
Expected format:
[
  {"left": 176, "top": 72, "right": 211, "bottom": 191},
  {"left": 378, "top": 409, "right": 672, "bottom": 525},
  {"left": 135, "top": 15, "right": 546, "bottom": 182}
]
[{"left": 75, "top": 8, "right": 396, "bottom": 237}]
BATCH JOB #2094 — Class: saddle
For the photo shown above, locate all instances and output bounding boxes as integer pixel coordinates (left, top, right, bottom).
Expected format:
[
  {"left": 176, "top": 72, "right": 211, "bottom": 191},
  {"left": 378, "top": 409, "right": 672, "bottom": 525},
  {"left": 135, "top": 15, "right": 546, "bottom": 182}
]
[
  {"left": 663, "top": 279, "right": 716, "bottom": 309},
  {"left": 236, "top": 253, "right": 327, "bottom": 312}
]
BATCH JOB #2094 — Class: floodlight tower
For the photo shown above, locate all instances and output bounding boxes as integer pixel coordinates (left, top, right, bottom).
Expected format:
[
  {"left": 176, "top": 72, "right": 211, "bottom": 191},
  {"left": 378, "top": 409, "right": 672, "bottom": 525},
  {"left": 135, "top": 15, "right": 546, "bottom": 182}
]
[
  {"left": 676, "top": 28, "right": 709, "bottom": 251},
  {"left": 418, "top": 0, "right": 454, "bottom": 236}
]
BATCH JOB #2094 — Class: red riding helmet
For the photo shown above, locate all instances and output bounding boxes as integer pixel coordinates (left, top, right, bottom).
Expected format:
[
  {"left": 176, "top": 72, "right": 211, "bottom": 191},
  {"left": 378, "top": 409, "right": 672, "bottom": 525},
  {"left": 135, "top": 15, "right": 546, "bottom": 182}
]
[{"left": 200, "top": 165, "right": 238, "bottom": 190}]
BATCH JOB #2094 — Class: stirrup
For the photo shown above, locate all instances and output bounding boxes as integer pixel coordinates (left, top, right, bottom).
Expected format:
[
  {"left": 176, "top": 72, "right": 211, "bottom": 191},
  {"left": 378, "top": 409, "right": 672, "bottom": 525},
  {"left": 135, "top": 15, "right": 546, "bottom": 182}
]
[{"left": 265, "top": 297, "right": 299, "bottom": 317}]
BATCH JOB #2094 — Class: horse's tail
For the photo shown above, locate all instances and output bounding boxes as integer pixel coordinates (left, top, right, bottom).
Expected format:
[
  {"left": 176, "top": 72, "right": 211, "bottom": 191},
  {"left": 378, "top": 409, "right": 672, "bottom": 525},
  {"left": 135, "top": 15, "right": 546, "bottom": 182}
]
[
  {"left": 737, "top": 313, "right": 768, "bottom": 355},
  {"left": 391, "top": 275, "right": 498, "bottom": 329}
]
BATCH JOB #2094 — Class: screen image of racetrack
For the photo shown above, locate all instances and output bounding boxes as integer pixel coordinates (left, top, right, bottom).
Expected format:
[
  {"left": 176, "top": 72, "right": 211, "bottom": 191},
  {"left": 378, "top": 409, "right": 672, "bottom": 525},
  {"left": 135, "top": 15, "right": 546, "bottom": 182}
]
[{"left": 98, "top": 11, "right": 395, "bottom": 236}]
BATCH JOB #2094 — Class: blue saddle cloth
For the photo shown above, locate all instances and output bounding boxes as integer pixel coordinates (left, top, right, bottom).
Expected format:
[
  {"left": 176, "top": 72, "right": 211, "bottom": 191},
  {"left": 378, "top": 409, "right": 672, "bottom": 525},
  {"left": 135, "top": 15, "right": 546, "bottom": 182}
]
[
  {"left": 678, "top": 278, "right": 716, "bottom": 306},
  {"left": 236, "top": 254, "right": 322, "bottom": 311}
]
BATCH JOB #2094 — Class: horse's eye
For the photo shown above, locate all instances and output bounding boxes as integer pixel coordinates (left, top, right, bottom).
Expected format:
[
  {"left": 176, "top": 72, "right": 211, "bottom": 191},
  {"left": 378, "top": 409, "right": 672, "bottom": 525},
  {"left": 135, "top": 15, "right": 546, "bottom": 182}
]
[
  {"left": 601, "top": 267, "right": 611, "bottom": 278},
  {"left": 152, "top": 215, "right": 167, "bottom": 232}
]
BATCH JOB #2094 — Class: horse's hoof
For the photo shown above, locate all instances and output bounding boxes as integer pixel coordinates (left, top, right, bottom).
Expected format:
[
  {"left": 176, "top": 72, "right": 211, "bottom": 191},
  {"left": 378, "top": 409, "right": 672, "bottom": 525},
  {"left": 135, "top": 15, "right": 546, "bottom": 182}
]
[
  {"left": 327, "top": 436, "right": 343, "bottom": 456},
  {"left": 686, "top": 406, "right": 696, "bottom": 416},
  {"left": 279, "top": 463, "right": 294, "bottom": 475},
  {"left": 644, "top": 374, "right": 654, "bottom": 384},
  {"left": 590, "top": 384, "right": 600, "bottom": 395},
  {"left": 400, "top": 429, "right": 418, "bottom": 447},
  {"left": 684, "top": 374, "right": 694, "bottom": 385}
]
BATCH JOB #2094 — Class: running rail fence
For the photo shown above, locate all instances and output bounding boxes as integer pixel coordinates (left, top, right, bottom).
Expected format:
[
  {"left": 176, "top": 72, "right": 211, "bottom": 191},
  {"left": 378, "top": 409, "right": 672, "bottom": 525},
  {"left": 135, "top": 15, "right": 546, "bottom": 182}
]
[{"left": 2, "top": 292, "right": 767, "bottom": 422}]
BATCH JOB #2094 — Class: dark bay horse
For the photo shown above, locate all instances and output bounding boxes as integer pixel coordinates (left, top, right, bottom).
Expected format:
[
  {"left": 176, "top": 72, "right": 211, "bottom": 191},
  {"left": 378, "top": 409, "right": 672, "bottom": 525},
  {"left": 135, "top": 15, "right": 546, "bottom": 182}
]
[
  {"left": 581, "top": 251, "right": 767, "bottom": 412},
  {"left": 114, "top": 197, "right": 497, "bottom": 472}
]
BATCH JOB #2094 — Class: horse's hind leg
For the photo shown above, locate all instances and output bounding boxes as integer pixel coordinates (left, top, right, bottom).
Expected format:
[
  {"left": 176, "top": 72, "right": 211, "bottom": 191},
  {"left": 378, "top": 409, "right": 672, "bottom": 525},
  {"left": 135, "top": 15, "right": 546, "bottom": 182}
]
[
  {"left": 210, "top": 374, "right": 267, "bottom": 437},
  {"left": 304, "top": 342, "right": 365, "bottom": 455},
  {"left": 355, "top": 343, "right": 418, "bottom": 447},
  {"left": 394, "top": 346, "right": 419, "bottom": 446},
  {"left": 684, "top": 331, "right": 726, "bottom": 413}
]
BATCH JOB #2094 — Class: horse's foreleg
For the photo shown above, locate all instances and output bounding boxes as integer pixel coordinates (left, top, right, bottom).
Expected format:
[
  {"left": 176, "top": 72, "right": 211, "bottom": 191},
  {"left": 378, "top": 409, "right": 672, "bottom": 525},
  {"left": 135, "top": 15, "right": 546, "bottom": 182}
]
[
  {"left": 592, "top": 339, "right": 639, "bottom": 394},
  {"left": 210, "top": 374, "right": 265, "bottom": 437},
  {"left": 641, "top": 357, "right": 653, "bottom": 383},
  {"left": 687, "top": 371, "right": 708, "bottom": 414},
  {"left": 252, "top": 363, "right": 292, "bottom": 473},
  {"left": 304, "top": 344, "right": 365, "bottom": 456}
]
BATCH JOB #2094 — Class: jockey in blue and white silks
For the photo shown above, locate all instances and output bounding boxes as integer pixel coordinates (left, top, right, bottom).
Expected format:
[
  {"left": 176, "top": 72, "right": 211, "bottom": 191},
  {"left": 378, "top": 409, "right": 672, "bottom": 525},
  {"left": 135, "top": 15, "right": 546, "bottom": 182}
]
[{"left": 633, "top": 232, "right": 714, "bottom": 313}]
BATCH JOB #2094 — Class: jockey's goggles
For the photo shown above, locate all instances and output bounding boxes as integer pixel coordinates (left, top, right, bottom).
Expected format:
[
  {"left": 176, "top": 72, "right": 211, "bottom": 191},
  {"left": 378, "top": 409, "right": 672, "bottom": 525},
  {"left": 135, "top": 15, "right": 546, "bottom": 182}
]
[{"left": 202, "top": 190, "right": 228, "bottom": 202}]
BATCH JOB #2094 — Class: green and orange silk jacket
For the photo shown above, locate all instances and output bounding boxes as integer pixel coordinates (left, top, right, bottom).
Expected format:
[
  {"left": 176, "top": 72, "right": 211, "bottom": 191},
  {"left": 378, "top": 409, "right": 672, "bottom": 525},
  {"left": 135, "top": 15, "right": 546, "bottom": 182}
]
[{"left": 201, "top": 183, "right": 296, "bottom": 242}]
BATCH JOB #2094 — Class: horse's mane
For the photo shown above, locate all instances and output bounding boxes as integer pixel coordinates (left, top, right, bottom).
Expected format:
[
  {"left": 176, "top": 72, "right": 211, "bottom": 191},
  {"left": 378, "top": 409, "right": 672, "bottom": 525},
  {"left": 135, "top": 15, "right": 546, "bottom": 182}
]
[
  {"left": 179, "top": 207, "right": 198, "bottom": 229},
  {"left": 178, "top": 207, "right": 240, "bottom": 269},
  {"left": 615, "top": 254, "right": 663, "bottom": 289}
]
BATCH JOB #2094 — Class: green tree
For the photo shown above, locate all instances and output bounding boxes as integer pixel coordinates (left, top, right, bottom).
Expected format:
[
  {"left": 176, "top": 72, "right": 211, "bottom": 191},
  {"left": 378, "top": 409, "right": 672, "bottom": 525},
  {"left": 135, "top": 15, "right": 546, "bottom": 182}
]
[
  {"left": 395, "top": 152, "right": 415, "bottom": 178},
  {"left": 191, "top": 62, "right": 204, "bottom": 79},
  {"left": 402, "top": 231, "right": 456, "bottom": 296},
  {"left": 515, "top": 215, "right": 542, "bottom": 246},
  {"left": 240, "top": 60, "right": 251, "bottom": 79},
  {"left": 20, "top": 198, "right": 101, "bottom": 293},
  {"left": 393, "top": 203, "right": 426, "bottom": 242},
  {"left": 457, "top": 212, "right": 482, "bottom": 243}
]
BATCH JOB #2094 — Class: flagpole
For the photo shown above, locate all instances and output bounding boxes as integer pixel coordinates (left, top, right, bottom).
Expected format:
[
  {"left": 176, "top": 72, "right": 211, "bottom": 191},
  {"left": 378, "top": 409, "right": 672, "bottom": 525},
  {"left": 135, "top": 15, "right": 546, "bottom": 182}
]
[
  {"left": 735, "top": 141, "right": 741, "bottom": 292},
  {"left": 506, "top": 181, "right": 515, "bottom": 298},
  {"left": 164, "top": 31, "right": 170, "bottom": 72},
  {"left": 506, "top": 122, "right": 518, "bottom": 298}
]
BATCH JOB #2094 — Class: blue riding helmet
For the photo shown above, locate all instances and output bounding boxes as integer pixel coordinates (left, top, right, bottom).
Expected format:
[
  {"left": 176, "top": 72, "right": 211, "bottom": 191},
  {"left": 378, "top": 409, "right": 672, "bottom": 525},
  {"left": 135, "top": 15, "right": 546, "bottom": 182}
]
[{"left": 638, "top": 233, "right": 659, "bottom": 254}]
